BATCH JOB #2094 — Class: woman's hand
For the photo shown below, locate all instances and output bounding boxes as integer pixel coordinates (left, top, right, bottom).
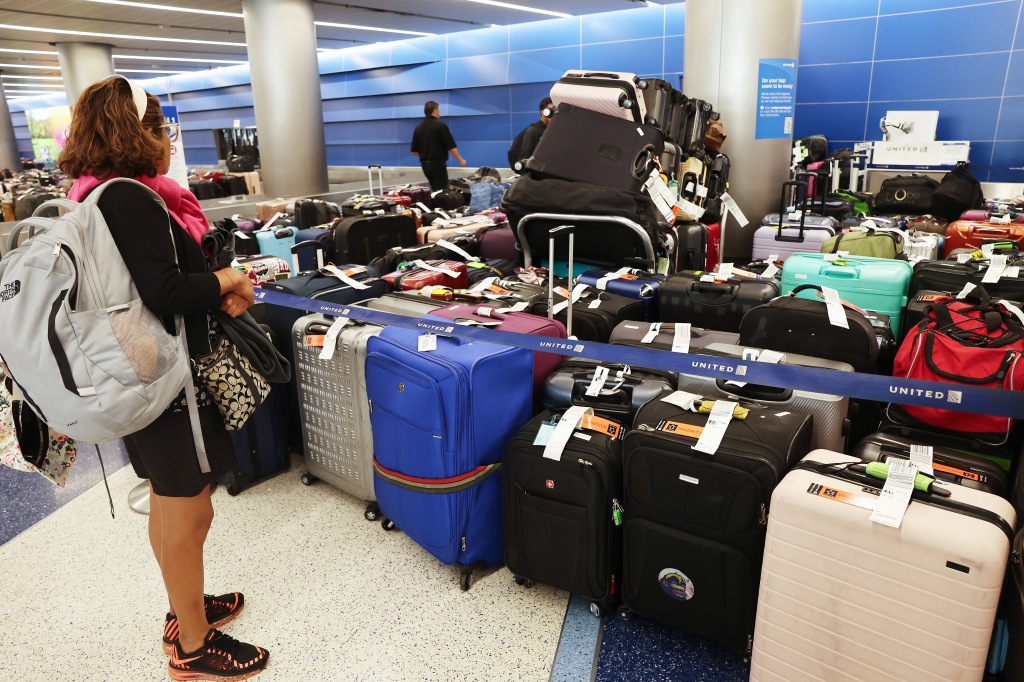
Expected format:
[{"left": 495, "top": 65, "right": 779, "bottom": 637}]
[
  {"left": 220, "top": 291, "right": 251, "bottom": 318},
  {"left": 213, "top": 267, "right": 255, "bottom": 317}
]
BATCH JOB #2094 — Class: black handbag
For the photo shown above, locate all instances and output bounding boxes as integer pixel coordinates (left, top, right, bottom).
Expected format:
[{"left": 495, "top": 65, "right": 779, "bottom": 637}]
[
  {"left": 874, "top": 174, "right": 938, "bottom": 214},
  {"left": 227, "top": 152, "right": 257, "bottom": 173},
  {"left": 931, "top": 162, "right": 985, "bottom": 221}
]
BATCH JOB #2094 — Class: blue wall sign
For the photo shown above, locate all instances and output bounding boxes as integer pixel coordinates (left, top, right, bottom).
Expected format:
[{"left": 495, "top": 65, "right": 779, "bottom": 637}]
[{"left": 756, "top": 58, "right": 798, "bottom": 139}]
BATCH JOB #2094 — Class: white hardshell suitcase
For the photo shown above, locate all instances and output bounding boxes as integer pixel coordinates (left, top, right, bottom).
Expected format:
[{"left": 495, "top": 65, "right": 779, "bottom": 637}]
[
  {"left": 752, "top": 180, "right": 838, "bottom": 263},
  {"left": 750, "top": 450, "right": 1016, "bottom": 682},
  {"left": 293, "top": 314, "right": 381, "bottom": 518},
  {"left": 680, "top": 344, "right": 853, "bottom": 453},
  {"left": 550, "top": 70, "right": 649, "bottom": 123}
]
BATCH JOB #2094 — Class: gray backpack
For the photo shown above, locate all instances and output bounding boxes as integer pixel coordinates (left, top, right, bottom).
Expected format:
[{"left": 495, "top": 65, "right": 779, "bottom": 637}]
[{"left": 0, "top": 179, "right": 201, "bottom": 460}]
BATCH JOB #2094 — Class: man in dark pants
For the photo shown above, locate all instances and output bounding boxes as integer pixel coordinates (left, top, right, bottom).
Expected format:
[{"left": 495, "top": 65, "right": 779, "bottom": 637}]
[
  {"left": 410, "top": 101, "right": 467, "bottom": 191},
  {"left": 508, "top": 96, "right": 552, "bottom": 168}
]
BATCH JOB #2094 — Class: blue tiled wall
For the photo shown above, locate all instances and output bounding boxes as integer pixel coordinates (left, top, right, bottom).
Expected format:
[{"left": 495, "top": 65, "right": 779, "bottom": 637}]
[
  {"left": 9, "top": 1, "right": 1022, "bottom": 180},
  {"left": 795, "top": 0, "right": 1024, "bottom": 181}
]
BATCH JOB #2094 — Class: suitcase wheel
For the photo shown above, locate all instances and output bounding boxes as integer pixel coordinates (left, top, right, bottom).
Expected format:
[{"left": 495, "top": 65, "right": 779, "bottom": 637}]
[
  {"left": 617, "top": 606, "right": 634, "bottom": 621},
  {"left": 513, "top": 576, "right": 535, "bottom": 589},
  {"left": 460, "top": 571, "right": 473, "bottom": 592},
  {"left": 589, "top": 602, "right": 603, "bottom": 618},
  {"left": 300, "top": 473, "right": 318, "bottom": 486},
  {"left": 364, "top": 503, "right": 381, "bottom": 522},
  {"left": 381, "top": 517, "right": 397, "bottom": 531},
  {"left": 226, "top": 484, "right": 240, "bottom": 497}
]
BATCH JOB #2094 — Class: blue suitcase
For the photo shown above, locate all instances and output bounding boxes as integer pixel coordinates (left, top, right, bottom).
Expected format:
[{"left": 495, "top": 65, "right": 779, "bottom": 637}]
[
  {"left": 779, "top": 253, "right": 913, "bottom": 335},
  {"left": 255, "top": 226, "right": 296, "bottom": 262},
  {"left": 575, "top": 269, "right": 666, "bottom": 322},
  {"left": 365, "top": 325, "right": 533, "bottom": 590},
  {"left": 222, "top": 386, "right": 289, "bottom": 495},
  {"left": 293, "top": 227, "right": 332, "bottom": 272},
  {"left": 264, "top": 265, "right": 388, "bottom": 449}
]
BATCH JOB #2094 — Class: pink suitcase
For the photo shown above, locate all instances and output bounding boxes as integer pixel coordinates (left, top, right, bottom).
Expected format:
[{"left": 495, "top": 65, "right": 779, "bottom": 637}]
[
  {"left": 429, "top": 303, "right": 566, "bottom": 397},
  {"left": 751, "top": 450, "right": 1015, "bottom": 682},
  {"left": 550, "top": 70, "right": 649, "bottom": 123},
  {"left": 960, "top": 209, "right": 1024, "bottom": 223}
]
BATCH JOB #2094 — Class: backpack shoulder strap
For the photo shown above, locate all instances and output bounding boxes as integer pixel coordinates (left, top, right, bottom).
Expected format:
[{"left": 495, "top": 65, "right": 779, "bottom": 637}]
[{"left": 81, "top": 177, "right": 168, "bottom": 212}]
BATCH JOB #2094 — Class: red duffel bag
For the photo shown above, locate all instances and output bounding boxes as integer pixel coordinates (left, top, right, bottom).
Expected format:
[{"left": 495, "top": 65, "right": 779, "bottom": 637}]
[{"left": 891, "top": 286, "right": 1024, "bottom": 445}]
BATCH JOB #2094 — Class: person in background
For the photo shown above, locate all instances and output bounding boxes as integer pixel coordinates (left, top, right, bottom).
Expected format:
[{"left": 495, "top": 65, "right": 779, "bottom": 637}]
[
  {"left": 507, "top": 96, "right": 552, "bottom": 169},
  {"left": 410, "top": 100, "right": 467, "bottom": 192},
  {"left": 58, "top": 76, "right": 268, "bottom": 682}
]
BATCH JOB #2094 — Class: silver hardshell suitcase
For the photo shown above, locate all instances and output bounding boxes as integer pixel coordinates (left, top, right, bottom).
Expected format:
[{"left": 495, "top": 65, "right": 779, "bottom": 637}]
[
  {"left": 681, "top": 343, "right": 853, "bottom": 452},
  {"left": 751, "top": 450, "right": 1015, "bottom": 682},
  {"left": 362, "top": 292, "right": 448, "bottom": 317},
  {"left": 549, "top": 70, "right": 649, "bottom": 123},
  {"left": 293, "top": 314, "right": 381, "bottom": 519}
]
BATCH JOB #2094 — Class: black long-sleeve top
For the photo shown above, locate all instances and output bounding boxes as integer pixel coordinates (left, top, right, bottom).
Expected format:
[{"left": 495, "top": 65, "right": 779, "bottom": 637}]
[{"left": 96, "top": 182, "right": 220, "bottom": 355}]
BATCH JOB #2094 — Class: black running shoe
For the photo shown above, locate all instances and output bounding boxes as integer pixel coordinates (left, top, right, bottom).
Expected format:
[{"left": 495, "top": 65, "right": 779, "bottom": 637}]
[
  {"left": 163, "top": 593, "right": 245, "bottom": 654},
  {"left": 168, "top": 629, "right": 269, "bottom": 681}
]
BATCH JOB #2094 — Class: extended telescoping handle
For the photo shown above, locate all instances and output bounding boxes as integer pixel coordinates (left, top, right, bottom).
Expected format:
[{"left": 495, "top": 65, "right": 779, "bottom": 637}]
[
  {"left": 367, "top": 164, "right": 383, "bottom": 195},
  {"left": 291, "top": 239, "right": 326, "bottom": 274},
  {"left": 794, "top": 170, "right": 829, "bottom": 214},
  {"left": 775, "top": 180, "right": 809, "bottom": 243},
  {"left": 548, "top": 224, "right": 575, "bottom": 339}
]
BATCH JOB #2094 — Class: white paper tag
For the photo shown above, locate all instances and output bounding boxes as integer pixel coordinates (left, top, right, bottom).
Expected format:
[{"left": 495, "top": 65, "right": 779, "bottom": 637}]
[
  {"left": 510, "top": 301, "right": 530, "bottom": 312},
  {"left": 1007, "top": 266, "right": 1021, "bottom": 278},
  {"left": 417, "top": 333, "right": 438, "bottom": 352},
  {"left": 695, "top": 183, "right": 709, "bottom": 198},
  {"left": 436, "top": 239, "right": 477, "bottom": 262},
  {"left": 322, "top": 264, "right": 370, "bottom": 290},
  {"left": 533, "top": 422, "right": 556, "bottom": 446},
  {"left": 768, "top": 254, "right": 778, "bottom": 262},
  {"left": 419, "top": 285, "right": 447, "bottom": 298},
  {"left": 720, "top": 193, "right": 749, "bottom": 228},
  {"left": 543, "top": 406, "right": 592, "bottom": 461},
  {"left": 685, "top": 182, "right": 695, "bottom": 194},
  {"left": 588, "top": 298, "right": 602, "bottom": 309},
  {"left": 585, "top": 366, "right": 610, "bottom": 397},
  {"left": 957, "top": 253, "right": 974, "bottom": 263},
  {"left": 595, "top": 267, "right": 632, "bottom": 290},
  {"left": 700, "top": 274, "right": 716, "bottom": 282},
  {"left": 757, "top": 349, "right": 786, "bottom": 365},
  {"left": 435, "top": 209, "right": 452, "bottom": 220},
  {"left": 715, "top": 263, "right": 734, "bottom": 281},
  {"left": 235, "top": 231, "right": 251, "bottom": 240},
  {"left": 983, "top": 255, "right": 1008, "bottom": 284},
  {"left": 821, "top": 286, "right": 850, "bottom": 329},
  {"left": 552, "top": 283, "right": 589, "bottom": 315},
  {"left": 661, "top": 390, "right": 703, "bottom": 411},
  {"left": 956, "top": 282, "right": 977, "bottom": 300},
  {"left": 672, "top": 323, "right": 691, "bottom": 353},
  {"left": 1000, "top": 299, "right": 1024, "bottom": 325},
  {"left": 991, "top": 214, "right": 1012, "bottom": 224},
  {"left": 909, "top": 444, "right": 934, "bottom": 477},
  {"left": 982, "top": 243, "right": 996, "bottom": 256},
  {"left": 692, "top": 400, "right": 737, "bottom": 455},
  {"left": 318, "top": 317, "right": 350, "bottom": 361},
  {"left": 762, "top": 262, "right": 780, "bottom": 278},
  {"left": 870, "top": 459, "right": 917, "bottom": 528},
  {"left": 788, "top": 210, "right": 802, "bottom": 222},
  {"left": 641, "top": 322, "right": 663, "bottom": 344},
  {"left": 823, "top": 253, "right": 841, "bottom": 262},
  {"left": 263, "top": 212, "right": 284, "bottom": 230},
  {"left": 412, "top": 259, "right": 460, "bottom": 278},
  {"left": 573, "top": 432, "right": 592, "bottom": 442},
  {"left": 415, "top": 202, "right": 431, "bottom": 213},
  {"left": 675, "top": 197, "right": 706, "bottom": 220},
  {"left": 469, "top": 276, "right": 498, "bottom": 293},
  {"left": 645, "top": 171, "right": 677, "bottom": 221}
]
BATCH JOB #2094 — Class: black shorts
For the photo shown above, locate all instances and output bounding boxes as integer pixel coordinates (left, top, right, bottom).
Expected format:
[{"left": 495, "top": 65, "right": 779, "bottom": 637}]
[{"left": 124, "top": 405, "right": 238, "bottom": 498}]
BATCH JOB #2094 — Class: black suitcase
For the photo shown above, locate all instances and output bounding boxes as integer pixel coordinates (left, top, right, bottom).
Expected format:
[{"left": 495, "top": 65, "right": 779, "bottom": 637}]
[
  {"left": 222, "top": 382, "right": 288, "bottom": 495},
  {"left": 620, "top": 398, "right": 813, "bottom": 651},
  {"left": 504, "top": 409, "right": 625, "bottom": 617},
  {"left": 465, "top": 258, "right": 517, "bottom": 286},
  {"left": 909, "top": 258, "right": 1024, "bottom": 300},
  {"left": 541, "top": 358, "right": 677, "bottom": 422},
  {"left": 331, "top": 213, "right": 418, "bottom": 265},
  {"left": 294, "top": 198, "right": 341, "bottom": 230},
  {"left": 528, "top": 284, "right": 645, "bottom": 342},
  {"left": 670, "top": 222, "right": 709, "bottom": 272},
  {"left": 851, "top": 432, "right": 1009, "bottom": 497},
  {"left": 523, "top": 103, "right": 664, "bottom": 194},
  {"left": 217, "top": 175, "right": 249, "bottom": 196},
  {"left": 678, "top": 99, "right": 715, "bottom": 157},
  {"left": 658, "top": 270, "right": 779, "bottom": 332},
  {"left": 609, "top": 320, "right": 739, "bottom": 350},
  {"left": 367, "top": 235, "right": 479, "bottom": 275},
  {"left": 660, "top": 141, "right": 682, "bottom": 181},
  {"left": 640, "top": 79, "right": 681, "bottom": 138},
  {"left": 341, "top": 196, "right": 396, "bottom": 216}
]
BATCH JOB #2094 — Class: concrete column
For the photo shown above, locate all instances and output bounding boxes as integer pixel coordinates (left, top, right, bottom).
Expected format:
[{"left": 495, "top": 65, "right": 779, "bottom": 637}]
[
  {"left": 242, "top": 0, "right": 328, "bottom": 197},
  {"left": 0, "top": 85, "right": 21, "bottom": 172},
  {"left": 55, "top": 42, "right": 115, "bottom": 105},
  {"left": 684, "top": 0, "right": 802, "bottom": 259}
]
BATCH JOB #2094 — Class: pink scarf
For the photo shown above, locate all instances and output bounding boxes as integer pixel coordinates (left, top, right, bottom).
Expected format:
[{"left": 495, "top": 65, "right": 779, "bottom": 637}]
[{"left": 67, "top": 173, "right": 210, "bottom": 245}]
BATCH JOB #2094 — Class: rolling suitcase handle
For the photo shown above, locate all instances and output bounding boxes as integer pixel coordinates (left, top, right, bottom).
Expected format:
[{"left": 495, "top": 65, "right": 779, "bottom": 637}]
[
  {"left": 774, "top": 180, "right": 810, "bottom": 243},
  {"left": 367, "top": 164, "right": 384, "bottom": 196},
  {"left": 291, "top": 239, "right": 326, "bottom": 274},
  {"left": 794, "top": 170, "right": 829, "bottom": 215},
  {"left": 548, "top": 224, "right": 575, "bottom": 339}
]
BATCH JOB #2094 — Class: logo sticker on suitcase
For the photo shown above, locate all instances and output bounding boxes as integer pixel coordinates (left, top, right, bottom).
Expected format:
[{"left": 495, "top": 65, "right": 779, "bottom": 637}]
[{"left": 658, "top": 568, "right": 695, "bottom": 601}]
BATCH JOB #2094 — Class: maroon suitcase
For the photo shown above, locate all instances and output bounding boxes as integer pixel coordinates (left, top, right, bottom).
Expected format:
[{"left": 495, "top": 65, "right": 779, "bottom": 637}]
[
  {"left": 381, "top": 259, "right": 469, "bottom": 291},
  {"left": 476, "top": 222, "right": 521, "bottom": 263}
]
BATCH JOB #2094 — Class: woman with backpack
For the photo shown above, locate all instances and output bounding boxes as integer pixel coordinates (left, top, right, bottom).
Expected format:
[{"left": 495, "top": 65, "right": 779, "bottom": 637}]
[{"left": 58, "top": 76, "right": 269, "bottom": 681}]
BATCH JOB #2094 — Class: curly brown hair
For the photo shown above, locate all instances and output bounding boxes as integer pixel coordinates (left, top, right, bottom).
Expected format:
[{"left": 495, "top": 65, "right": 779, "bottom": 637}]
[{"left": 58, "top": 77, "right": 166, "bottom": 180}]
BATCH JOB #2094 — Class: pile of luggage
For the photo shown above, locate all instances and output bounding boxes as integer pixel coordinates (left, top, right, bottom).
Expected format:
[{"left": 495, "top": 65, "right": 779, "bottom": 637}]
[
  {"left": 188, "top": 171, "right": 250, "bottom": 199},
  {"left": 1, "top": 169, "right": 68, "bottom": 223}
]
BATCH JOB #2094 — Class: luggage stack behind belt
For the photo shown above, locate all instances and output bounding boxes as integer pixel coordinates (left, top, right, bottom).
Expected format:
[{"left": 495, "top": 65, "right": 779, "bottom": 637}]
[{"left": 218, "top": 74, "right": 1024, "bottom": 679}]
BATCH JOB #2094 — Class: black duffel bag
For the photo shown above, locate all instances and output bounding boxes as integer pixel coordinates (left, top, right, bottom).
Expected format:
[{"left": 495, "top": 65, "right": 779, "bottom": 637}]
[
  {"left": 931, "top": 162, "right": 984, "bottom": 221},
  {"left": 227, "top": 152, "right": 257, "bottom": 173},
  {"left": 874, "top": 174, "right": 938, "bottom": 214}
]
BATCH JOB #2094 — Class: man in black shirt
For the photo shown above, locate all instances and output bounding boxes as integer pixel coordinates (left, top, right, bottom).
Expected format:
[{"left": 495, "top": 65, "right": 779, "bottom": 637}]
[
  {"left": 410, "top": 101, "right": 466, "bottom": 191},
  {"left": 508, "top": 97, "right": 552, "bottom": 169}
]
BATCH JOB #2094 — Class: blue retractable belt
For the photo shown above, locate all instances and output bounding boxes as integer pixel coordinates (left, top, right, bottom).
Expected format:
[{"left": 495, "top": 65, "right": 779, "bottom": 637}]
[{"left": 255, "top": 288, "right": 1024, "bottom": 421}]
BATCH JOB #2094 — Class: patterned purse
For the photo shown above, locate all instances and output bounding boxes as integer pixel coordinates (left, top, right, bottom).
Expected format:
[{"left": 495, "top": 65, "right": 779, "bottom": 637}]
[
  {"left": 1, "top": 375, "right": 77, "bottom": 486},
  {"left": 194, "top": 335, "right": 271, "bottom": 431}
]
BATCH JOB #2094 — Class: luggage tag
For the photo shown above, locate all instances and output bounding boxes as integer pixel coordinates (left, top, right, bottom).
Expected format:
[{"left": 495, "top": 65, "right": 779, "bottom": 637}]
[
  {"left": 436, "top": 238, "right": 480, "bottom": 263},
  {"left": 469, "top": 276, "right": 498, "bottom": 293},
  {"left": 542, "top": 406, "right": 593, "bottom": 460},
  {"left": 692, "top": 399, "right": 738, "bottom": 455},
  {"left": 695, "top": 183, "right": 709, "bottom": 199},
  {"left": 585, "top": 366, "right": 611, "bottom": 397},
  {"left": 983, "top": 254, "right": 1008, "bottom": 284},
  {"left": 412, "top": 259, "right": 460, "bottom": 278},
  {"left": 999, "top": 299, "right": 1024, "bottom": 326},
  {"left": 714, "top": 263, "right": 734, "bottom": 281},
  {"left": 318, "top": 317, "right": 350, "bottom": 361},
  {"left": 641, "top": 322, "right": 663, "bottom": 344},
  {"left": 263, "top": 212, "right": 284, "bottom": 230},
  {"left": 991, "top": 213, "right": 1012, "bottom": 225},
  {"left": 761, "top": 261, "right": 780, "bottom": 278},
  {"left": 982, "top": 243, "right": 996, "bottom": 257},
  {"left": 720, "top": 192, "right": 749, "bottom": 227},
  {"left": 671, "top": 323, "right": 691, "bottom": 353},
  {"left": 417, "top": 333, "right": 438, "bottom": 352},
  {"left": 661, "top": 390, "right": 703, "bottom": 411},
  {"left": 552, "top": 283, "right": 588, "bottom": 315},
  {"left": 322, "top": 264, "right": 370, "bottom": 290},
  {"left": 644, "top": 170, "right": 678, "bottom": 221},
  {"left": 908, "top": 444, "right": 934, "bottom": 477},
  {"left": 595, "top": 267, "right": 633, "bottom": 290},
  {"left": 727, "top": 348, "right": 785, "bottom": 388},
  {"left": 674, "top": 197, "right": 705, "bottom": 221},
  {"left": 869, "top": 459, "right": 917, "bottom": 529},
  {"left": 956, "top": 252, "right": 975, "bottom": 263},
  {"left": 821, "top": 286, "right": 850, "bottom": 329}
]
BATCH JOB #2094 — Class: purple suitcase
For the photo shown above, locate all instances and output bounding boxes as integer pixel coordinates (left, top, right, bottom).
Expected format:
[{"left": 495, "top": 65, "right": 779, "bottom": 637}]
[
  {"left": 400, "top": 186, "right": 433, "bottom": 210},
  {"left": 960, "top": 209, "right": 1024, "bottom": 224},
  {"left": 476, "top": 223, "right": 521, "bottom": 263}
]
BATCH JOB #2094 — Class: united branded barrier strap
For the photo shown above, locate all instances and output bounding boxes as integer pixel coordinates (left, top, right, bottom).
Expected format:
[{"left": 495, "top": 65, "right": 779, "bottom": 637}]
[{"left": 254, "top": 288, "right": 1024, "bottom": 420}]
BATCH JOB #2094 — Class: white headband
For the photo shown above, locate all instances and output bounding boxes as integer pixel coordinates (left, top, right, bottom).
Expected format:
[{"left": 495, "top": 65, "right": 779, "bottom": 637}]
[{"left": 111, "top": 75, "right": 147, "bottom": 121}]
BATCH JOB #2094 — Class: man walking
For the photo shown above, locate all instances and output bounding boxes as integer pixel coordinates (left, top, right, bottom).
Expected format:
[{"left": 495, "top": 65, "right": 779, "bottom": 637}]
[
  {"left": 411, "top": 101, "right": 466, "bottom": 191},
  {"left": 508, "top": 97, "right": 552, "bottom": 168}
]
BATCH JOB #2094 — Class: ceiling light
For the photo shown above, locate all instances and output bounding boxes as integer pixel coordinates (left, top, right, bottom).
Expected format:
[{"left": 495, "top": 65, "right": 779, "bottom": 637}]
[
  {"left": 0, "top": 62, "right": 61, "bottom": 71},
  {"left": 314, "top": 21, "right": 435, "bottom": 37},
  {"left": 5, "top": 92, "right": 57, "bottom": 97},
  {"left": 0, "top": 48, "right": 58, "bottom": 56},
  {"left": 0, "top": 23, "right": 246, "bottom": 47},
  {"left": 114, "top": 54, "right": 246, "bottom": 64},
  {"left": 115, "top": 68, "right": 190, "bottom": 74},
  {"left": 78, "top": 0, "right": 242, "bottom": 18},
  {"left": 2, "top": 75, "right": 64, "bottom": 81},
  {"left": 3, "top": 83, "right": 64, "bottom": 88},
  {"left": 457, "top": 0, "right": 570, "bottom": 18}
]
